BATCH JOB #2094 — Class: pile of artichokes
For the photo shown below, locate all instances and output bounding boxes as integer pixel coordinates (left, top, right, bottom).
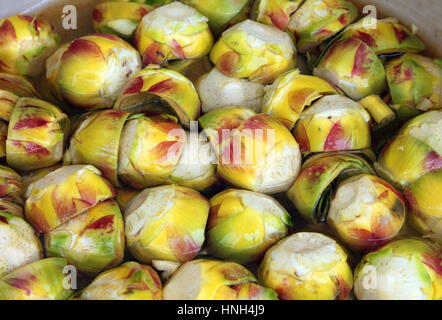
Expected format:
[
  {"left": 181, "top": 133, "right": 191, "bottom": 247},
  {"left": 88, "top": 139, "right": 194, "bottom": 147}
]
[{"left": 0, "top": 0, "right": 440, "bottom": 300}]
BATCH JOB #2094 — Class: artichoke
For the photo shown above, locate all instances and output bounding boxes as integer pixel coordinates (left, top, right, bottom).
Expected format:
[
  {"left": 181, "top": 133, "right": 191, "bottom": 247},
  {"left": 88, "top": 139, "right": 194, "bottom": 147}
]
[
  {"left": 375, "top": 110, "right": 442, "bottom": 190},
  {"left": 262, "top": 69, "right": 339, "bottom": 129},
  {"left": 0, "top": 258, "right": 74, "bottom": 300},
  {"left": 0, "top": 15, "right": 59, "bottom": 77},
  {"left": 21, "top": 165, "right": 62, "bottom": 195},
  {"left": 251, "top": 0, "right": 303, "bottom": 30},
  {"left": 385, "top": 54, "right": 442, "bottom": 119},
  {"left": 125, "top": 185, "right": 210, "bottom": 263},
  {"left": 25, "top": 165, "right": 116, "bottom": 233},
  {"left": 210, "top": 19, "right": 296, "bottom": 84},
  {"left": 293, "top": 95, "right": 372, "bottom": 154},
  {"left": 286, "top": 152, "right": 375, "bottom": 223},
  {"left": 0, "top": 72, "right": 39, "bottom": 99},
  {"left": 258, "top": 232, "right": 353, "bottom": 300},
  {"left": 93, "top": 2, "right": 153, "bottom": 38},
  {"left": 79, "top": 261, "right": 162, "bottom": 300},
  {"left": 0, "top": 165, "right": 23, "bottom": 205},
  {"left": 182, "top": 0, "right": 250, "bottom": 35},
  {"left": 328, "top": 174, "right": 406, "bottom": 251},
  {"left": 313, "top": 37, "right": 386, "bottom": 100},
  {"left": 64, "top": 110, "right": 131, "bottom": 186},
  {"left": 45, "top": 199, "right": 125, "bottom": 275},
  {"left": 340, "top": 17, "right": 425, "bottom": 55},
  {"left": 207, "top": 189, "right": 292, "bottom": 264},
  {"left": 197, "top": 68, "right": 265, "bottom": 113},
  {"left": 114, "top": 66, "right": 201, "bottom": 128},
  {"left": 134, "top": 2, "right": 213, "bottom": 65},
  {"left": 164, "top": 259, "right": 277, "bottom": 300},
  {"left": 404, "top": 169, "right": 442, "bottom": 241},
  {"left": 46, "top": 33, "right": 142, "bottom": 110},
  {"left": 287, "top": 0, "right": 358, "bottom": 53},
  {"left": 0, "top": 212, "right": 42, "bottom": 277},
  {"left": 117, "top": 114, "right": 185, "bottom": 189},
  {"left": 6, "top": 98, "right": 68, "bottom": 171},
  {"left": 199, "top": 107, "right": 302, "bottom": 194},
  {"left": 354, "top": 239, "right": 442, "bottom": 300}
]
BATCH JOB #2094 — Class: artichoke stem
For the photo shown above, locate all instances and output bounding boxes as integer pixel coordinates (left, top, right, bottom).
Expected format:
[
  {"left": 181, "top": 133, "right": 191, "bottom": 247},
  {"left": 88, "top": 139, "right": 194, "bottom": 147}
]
[{"left": 359, "top": 95, "right": 396, "bottom": 125}]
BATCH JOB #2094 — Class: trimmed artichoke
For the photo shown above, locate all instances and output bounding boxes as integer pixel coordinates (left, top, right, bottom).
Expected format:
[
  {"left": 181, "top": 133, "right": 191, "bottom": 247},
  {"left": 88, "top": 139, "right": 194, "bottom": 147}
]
[
  {"left": 288, "top": 0, "right": 357, "bottom": 53},
  {"left": 197, "top": 68, "right": 265, "bottom": 113},
  {"left": 114, "top": 66, "right": 201, "bottom": 128},
  {"left": 385, "top": 54, "right": 442, "bottom": 119},
  {"left": 404, "top": 169, "right": 442, "bottom": 240},
  {"left": 164, "top": 259, "right": 278, "bottom": 300},
  {"left": 134, "top": 2, "right": 213, "bottom": 65},
  {"left": 6, "top": 97, "right": 68, "bottom": 171},
  {"left": 262, "top": 69, "right": 339, "bottom": 129},
  {"left": 286, "top": 152, "right": 375, "bottom": 223},
  {"left": 251, "top": 0, "right": 303, "bottom": 30},
  {"left": 182, "top": 0, "right": 250, "bottom": 35},
  {"left": 0, "top": 165, "right": 23, "bottom": 205},
  {"left": 340, "top": 17, "right": 425, "bottom": 55},
  {"left": 210, "top": 19, "right": 296, "bottom": 84},
  {"left": 22, "top": 165, "right": 61, "bottom": 195},
  {"left": 258, "top": 232, "right": 353, "bottom": 300},
  {"left": 0, "top": 257, "right": 74, "bottom": 300},
  {"left": 0, "top": 212, "right": 42, "bottom": 277},
  {"left": 0, "top": 15, "right": 59, "bottom": 77},
  {"left": 25, "top": 165, "right": 116, "bottom": 233},
  {"left": 46, "top": 33, "right": 142, "bottom": 110},
  {"left": 45, "top": 199, "right": 125, "bottom": 275},
  {"left": 117, "top": 113, "right": 185, "bottom": 189},
  {"left": 313, "top": 37, "right": 386, "bottom": 100},
  {"left": 354, "top": 239, "right": 442, "bottom": 300},
  {"left": 79, "top": 261, "right": 162, "bottom": 300},
  {"left": 166, "top": 131, "right": 217, "bottom": 191},
  {"left": 64, "top": 110, "right": 131, "bottom": 186},
  {"left": 328, "top": 174, "right": 406, "bottom": 251},
  {"left": 293, "top": 95, "right": 372, "bottom": 154},
  {"left": 125, "top": 185, "right": 210, "bottom": 263},
  {"left": 93, "top": 2, "right": 153, "bottom": 38},
  {"left": 199, "top": 107, "right": 302, "bottom": 194},
  {"left": 207, "top": 189, "right": 292, "bottom": 264},
  {"left": 375, "top": 110, "right": 442, "bottom": 190}
]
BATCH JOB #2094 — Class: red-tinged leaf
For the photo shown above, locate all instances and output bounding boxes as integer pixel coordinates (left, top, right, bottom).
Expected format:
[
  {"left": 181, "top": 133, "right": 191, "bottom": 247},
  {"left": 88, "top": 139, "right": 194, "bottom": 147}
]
[
  {"left": 51, "top": 186, "right": 75, "bottom": 221},
  {"left": 147, "top": 268, "right": 162, "bottom": 289},
  {"left": 353, "top": 30, "right": 376, "bottom": 47},
  {"left": 86, "top": 214, "right": 114, "bottom": 233},
  {"left": 123, "top": 77, "right": 143, "bottom": 95},
  {"left": 92, "top": 8, "right": 103, "bottom": 23},
  {"left": 0, "top": 19, "right": 16, "bottom": 44},
  {"left": 375, "top": 178, "right": 407, "bottom": 204},
  {"left": 0, "top": 60, "right": 9, "bottom": 72},
  {"left": 268, "top": 8, "right": 289, "bottom": 30},
  {"left": 422, "top": 253, "right": 442, "bottom": 276},
  {"left": 207, "top": 204, "right": 221, "bottom": 230},
  {"left": 62, "top": 39, "right": 104, "bottom": 61},
  {"left": 378, "top": 190, "right": 389, "bottom": 199},
  {"left": 126, "top": 281, "right": 149, "bottom": 292},
  {"left": 392, "top": 25, "right": 409, "bottom": 43},
  {"left": 167, "top": 225, "right": 201, "bottom": 262},
  {"left": 242, "top": 115, "right": 269, "bottom": 131},
  {"left": 0, "top": 215, "right": 8, "bottom": 224},
  {"left": 315, "top": 29, "right": 333, "bottom": 36},
  {"left": 220, "top": 264, "right": 249, "bottom": 281},
  {"left": 296, "top": 123, "right": 311, "bottom": 152},
  {"left": 289, "top": 88, "right": 320, "bottom": 113},
  {"left": 351, "top": 42, "right": 372, "bottom": 78},
  {"left": 169, "top": 39, "right": 185, "bottom": 60},
  {"left": 143, "top": 42, "right": 164, "bottom": 65},
  {"left": 0, "top": 184, "right": 11, "bottom": 197},
  {"left": 324, "top": 121, "right": 351, "bottom": 151},
  {"left": 12, "top": 141, "right": 50, "bottom": 158},
  {"left": 147, "top": 78, "right": 176, "bottom": 94},
  {"left": 27, "top": 202, "right": 51, "bottom": 233},
  {"left": 76, "top": 180, "right": 98, "bottom": 206},
  {"left": 138, "top": 7, "right": 149, "bottom": 17},
  {"left": 4, "top": 276, "right": 36, "bottom": 295},
  {"left": 17, "top": 15, "right": 33, "bottom": 23},
  {"left": 336, "top": 276, "right": 351, "bottom": 300},
  {"left": 423, "top": 151, "right": 442, "bottom": 171},
  {"left": 216, "top": 52, "right": 239, "bottom": 76},
  {"left": 403, "top": 188, "right": 418, "bottom": 211},
  {"left": 154, "top": 140, "right": 183, "bottom": 162},
  {"left": 275, "top": 278, "right": 291, "bottom": 300},
  {"left": 338, "top": 13, "right": 349, "bottom": 25},
  {"left": 13, "top": 117, "right": 50, "bottom": 130}
]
